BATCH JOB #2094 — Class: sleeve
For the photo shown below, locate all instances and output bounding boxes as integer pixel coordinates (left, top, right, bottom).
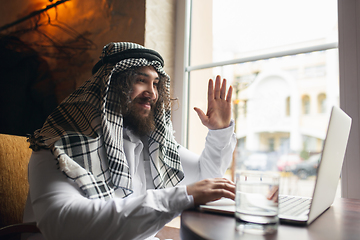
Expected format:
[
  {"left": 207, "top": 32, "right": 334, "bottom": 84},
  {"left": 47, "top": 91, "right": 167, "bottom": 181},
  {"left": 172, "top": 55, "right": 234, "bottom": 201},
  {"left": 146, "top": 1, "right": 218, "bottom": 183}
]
[
  {"left": 179, "top": 120, "right": 236, "bottom": 185},
  {"left": 28, "top": 150, "right": 193, "bottom": 240}
]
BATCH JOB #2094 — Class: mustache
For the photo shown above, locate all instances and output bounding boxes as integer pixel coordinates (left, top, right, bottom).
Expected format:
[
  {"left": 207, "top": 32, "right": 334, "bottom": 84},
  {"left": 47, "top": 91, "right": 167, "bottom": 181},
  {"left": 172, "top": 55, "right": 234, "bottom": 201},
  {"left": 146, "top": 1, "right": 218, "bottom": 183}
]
[{"left": 131, "top": 96, "right": 156, "bottom": 107}]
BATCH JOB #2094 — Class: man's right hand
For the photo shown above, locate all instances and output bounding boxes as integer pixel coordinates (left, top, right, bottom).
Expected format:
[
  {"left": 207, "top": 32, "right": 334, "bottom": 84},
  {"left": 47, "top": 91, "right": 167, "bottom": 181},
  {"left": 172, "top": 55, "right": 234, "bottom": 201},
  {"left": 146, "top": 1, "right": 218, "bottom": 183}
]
[
  {"left": 186, "top": 178, "right": 235, "bottom": 206},
  {"left": 193, "top": 76, "right": 233, "bottom": 130}
]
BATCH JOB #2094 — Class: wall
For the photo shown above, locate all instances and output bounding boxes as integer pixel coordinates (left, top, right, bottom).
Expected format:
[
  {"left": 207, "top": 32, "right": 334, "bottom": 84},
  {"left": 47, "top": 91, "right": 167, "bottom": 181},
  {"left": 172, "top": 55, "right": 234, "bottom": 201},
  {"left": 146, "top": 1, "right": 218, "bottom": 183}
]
[
  {"left": 0, "top": 0, "right": 146, "bottom": 104},
  {"left": 145, "top": 0, "right": 176, "bottom": 85},
  {"left": 0, "top": 0, "right": 177, "bottom": 136},
  {"left": 338, "top": 0, "right": 360, "bottom": 199},
  {"left": 186, "top": 0, "right": 213, "bottom": 154}
]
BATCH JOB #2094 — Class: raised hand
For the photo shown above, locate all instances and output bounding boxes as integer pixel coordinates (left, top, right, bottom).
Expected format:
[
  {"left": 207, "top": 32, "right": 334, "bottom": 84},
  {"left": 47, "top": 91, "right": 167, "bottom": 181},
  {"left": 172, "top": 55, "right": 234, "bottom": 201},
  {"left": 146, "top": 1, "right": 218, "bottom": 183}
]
[
  {"left": 186, "top": 178, "right": 236, "bottom": 206},
  {"left": 194, "top": 75, "right": 233, "bottom": 130}
]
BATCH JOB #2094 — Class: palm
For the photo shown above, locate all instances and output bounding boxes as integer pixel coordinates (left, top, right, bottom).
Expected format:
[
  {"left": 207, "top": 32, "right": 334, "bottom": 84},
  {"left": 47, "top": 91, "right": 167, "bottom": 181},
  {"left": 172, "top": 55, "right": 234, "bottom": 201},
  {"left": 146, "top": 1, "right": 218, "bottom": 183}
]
[{"left": 194, "top": 76, "right": 233, "bottom": 130}]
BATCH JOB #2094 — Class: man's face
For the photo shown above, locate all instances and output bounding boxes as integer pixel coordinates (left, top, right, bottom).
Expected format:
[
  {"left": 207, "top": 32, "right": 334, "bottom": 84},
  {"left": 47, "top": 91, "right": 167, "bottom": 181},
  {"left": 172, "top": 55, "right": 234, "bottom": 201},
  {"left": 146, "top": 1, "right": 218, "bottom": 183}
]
[
  {"left": 122, "top": 66, "right": 160, "bottom": 136},
  {"left": 129, "top": 66, "right": 159, "bottom": 118}
]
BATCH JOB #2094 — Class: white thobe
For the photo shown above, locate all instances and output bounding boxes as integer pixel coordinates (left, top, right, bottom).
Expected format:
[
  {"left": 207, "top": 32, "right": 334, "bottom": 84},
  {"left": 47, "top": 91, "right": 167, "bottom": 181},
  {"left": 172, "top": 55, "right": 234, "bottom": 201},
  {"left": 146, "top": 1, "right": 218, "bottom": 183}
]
[{"left": 23, "top": 121, "right": 236, "bottom": 240}]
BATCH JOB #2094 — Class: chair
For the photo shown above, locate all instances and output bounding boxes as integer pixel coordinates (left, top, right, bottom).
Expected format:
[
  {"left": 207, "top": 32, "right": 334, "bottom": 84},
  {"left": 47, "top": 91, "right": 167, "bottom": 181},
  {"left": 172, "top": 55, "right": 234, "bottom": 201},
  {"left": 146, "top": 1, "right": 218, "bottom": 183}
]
[{"left": 0, "top": 133, "right": 40, "bottom": 240}]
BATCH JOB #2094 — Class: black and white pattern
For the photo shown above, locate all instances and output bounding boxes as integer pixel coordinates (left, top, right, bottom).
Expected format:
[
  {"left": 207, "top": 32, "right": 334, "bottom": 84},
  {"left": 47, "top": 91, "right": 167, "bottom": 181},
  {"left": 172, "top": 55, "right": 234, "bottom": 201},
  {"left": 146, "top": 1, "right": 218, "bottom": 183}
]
[{"left": 29, "top": 42, "right": 184, "bottom": 200}]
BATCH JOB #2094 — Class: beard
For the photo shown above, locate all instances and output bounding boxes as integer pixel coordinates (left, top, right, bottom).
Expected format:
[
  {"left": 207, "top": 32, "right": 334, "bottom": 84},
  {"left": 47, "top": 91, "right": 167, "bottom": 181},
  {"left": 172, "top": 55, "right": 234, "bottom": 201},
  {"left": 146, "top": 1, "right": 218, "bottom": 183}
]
[{"left": 123, "top": 96, "right": 156, "bottom": 137}]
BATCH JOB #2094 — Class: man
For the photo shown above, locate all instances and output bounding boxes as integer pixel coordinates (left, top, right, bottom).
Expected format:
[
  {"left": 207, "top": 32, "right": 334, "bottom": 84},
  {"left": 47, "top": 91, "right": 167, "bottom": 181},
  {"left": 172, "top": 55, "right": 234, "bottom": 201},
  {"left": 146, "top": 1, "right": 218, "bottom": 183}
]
[{"left": 24, "top": 42, "right": 236, "bottom": 240}]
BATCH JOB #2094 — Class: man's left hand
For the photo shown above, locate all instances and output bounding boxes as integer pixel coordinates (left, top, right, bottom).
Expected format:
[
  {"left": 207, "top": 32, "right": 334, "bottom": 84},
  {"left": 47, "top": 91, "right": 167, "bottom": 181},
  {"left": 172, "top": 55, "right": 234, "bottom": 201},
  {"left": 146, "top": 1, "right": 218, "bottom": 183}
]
[{"left": 194, "top": 75, "right": 233, "bottom": 130}]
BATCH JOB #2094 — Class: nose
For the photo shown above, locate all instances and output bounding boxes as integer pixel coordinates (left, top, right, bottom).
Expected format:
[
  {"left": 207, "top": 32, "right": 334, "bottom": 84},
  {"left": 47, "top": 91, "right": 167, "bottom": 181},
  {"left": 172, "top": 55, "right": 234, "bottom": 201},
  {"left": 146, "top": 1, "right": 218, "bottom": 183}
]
[{"left": 144, "top": 84, "right": 157, "bottom": 100}]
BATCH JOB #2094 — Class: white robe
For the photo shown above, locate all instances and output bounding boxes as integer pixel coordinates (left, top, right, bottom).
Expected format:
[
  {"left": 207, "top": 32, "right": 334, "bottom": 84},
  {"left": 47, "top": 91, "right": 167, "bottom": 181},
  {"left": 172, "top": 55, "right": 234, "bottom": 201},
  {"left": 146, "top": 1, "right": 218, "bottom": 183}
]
[{"left": 23, "top": 121, "right": 236, "bottom": 240}]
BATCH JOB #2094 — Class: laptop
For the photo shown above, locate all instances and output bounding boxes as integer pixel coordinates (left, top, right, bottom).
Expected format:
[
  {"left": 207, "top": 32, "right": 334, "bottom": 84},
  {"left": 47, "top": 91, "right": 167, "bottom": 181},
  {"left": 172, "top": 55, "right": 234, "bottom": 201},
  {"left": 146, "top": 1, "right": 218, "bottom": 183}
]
[{"left": 199, "top": 106, "right": 352, "bottom": 225}]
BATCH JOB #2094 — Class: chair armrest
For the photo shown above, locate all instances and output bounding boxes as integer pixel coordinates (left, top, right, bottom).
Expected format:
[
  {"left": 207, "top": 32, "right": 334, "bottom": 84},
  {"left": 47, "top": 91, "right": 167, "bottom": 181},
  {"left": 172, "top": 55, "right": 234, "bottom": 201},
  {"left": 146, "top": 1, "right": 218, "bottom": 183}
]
[{"left": 0, "top": 222, "right": 40, "bottom": 239}]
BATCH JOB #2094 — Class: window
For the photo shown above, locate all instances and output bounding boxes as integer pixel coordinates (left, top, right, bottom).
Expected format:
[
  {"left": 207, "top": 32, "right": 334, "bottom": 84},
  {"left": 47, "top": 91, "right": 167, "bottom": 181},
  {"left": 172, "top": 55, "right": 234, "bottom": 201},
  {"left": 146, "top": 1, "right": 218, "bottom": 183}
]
[
  {"left": 268, "top": 138, "right": 275, "bottom": 152},
  {"left": 242, "top": 100, "right": 247, "bottom": 118},
  {"left": 317, "top": 93, "right": 327, "bottom": 113},
  {"left": 280, "top": 137, "right": 290, "bottom": 154},
  {"left": 302, "top": 95, "right": 311, "bottom": 115},
  {"left": 285, "top": 96, "right": 291, "bottom": 116},
  {"left": 174, "top": 0, "right": 360, "bottom": 199},
  {"left": 177, "top": 0, "right": 340, "bottom": 197}
]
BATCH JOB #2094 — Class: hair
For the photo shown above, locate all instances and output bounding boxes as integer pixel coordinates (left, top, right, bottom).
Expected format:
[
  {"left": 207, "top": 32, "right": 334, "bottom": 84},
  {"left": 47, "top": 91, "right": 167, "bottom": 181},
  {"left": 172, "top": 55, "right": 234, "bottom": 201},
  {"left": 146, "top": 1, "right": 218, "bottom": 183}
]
[{"left": 111, "top": 66, "right": 170, "bottom": 115}]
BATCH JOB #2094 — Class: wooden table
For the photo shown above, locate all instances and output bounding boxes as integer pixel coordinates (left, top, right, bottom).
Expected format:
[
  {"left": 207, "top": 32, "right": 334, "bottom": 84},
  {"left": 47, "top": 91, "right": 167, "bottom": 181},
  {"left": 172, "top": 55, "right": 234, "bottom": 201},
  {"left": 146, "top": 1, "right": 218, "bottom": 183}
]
[{"left": 180, "top": 198, "right": 360, "bottom": 240}]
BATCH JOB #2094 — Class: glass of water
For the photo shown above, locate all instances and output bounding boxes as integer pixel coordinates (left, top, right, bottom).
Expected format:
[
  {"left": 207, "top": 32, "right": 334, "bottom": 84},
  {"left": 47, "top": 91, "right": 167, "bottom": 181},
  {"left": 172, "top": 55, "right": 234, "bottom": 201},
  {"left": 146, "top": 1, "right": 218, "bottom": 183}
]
[{"left": 235, "top": 170, "right": 280, "bottom": 235}]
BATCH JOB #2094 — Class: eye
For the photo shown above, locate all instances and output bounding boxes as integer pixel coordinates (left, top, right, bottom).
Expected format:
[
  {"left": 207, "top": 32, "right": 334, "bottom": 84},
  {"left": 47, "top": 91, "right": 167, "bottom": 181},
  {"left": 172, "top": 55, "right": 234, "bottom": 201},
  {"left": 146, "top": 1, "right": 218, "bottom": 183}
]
[{"left": 153, "top": 81, "right": 159, "bottom": 88}]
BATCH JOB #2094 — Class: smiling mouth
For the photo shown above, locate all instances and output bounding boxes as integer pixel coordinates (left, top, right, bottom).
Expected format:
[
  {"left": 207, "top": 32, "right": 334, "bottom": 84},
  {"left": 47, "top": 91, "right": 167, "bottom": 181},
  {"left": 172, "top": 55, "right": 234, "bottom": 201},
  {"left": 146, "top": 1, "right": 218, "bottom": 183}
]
[
  {"left": 139, "top": 102, "right": 151, "bottom": 109},
  {"left": 134, "top": 97, "right": 155, "bottom": 111}
]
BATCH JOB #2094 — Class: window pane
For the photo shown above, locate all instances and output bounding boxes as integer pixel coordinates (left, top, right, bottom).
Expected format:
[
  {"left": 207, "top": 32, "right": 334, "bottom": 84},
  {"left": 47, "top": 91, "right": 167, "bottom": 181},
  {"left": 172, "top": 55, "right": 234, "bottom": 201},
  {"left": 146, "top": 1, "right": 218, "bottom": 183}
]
[
  {"left": 189, "top": 0, "right": 213, "bottom": 66},
  {"left": 189, "top": 0, "right": 338, "bottom": 66},
  {"left": 187, "top": 69, "right": 215, "bottom": 154},
  {"left": 187, "top": 0, "right": 339, "bottom": 198}
]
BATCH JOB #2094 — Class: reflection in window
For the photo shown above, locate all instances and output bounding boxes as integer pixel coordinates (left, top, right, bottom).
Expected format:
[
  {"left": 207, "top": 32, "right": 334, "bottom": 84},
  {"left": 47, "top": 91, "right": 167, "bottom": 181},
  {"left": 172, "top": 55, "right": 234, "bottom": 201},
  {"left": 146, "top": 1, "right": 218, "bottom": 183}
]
[
  {"left": 302, "top": 95, "right": 310, "bottom": 115},
  {"left": 317, "top": 93, "right": 326, "bottom": 113}
]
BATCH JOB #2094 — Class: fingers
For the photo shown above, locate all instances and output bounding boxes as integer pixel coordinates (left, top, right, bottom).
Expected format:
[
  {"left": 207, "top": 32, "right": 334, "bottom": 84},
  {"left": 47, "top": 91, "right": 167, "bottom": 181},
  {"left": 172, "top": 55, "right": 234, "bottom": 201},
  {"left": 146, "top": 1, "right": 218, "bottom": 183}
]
[
  {"left": 210, "top": 181, "right": 236, "bottom": 200},
  {"left": 187, "top": 178, "right": 236, "bottom": 206},
  {"left": 195, "top": 75, "right": 232, "bottom": 130},
  {"left": 193, "top": 107, "right": 208, "bottom": 125},
  {"left": 214, "top": 75, "right": 221, "bottom": 99},
  {"left": 208, "top": 79, "right": 214, "bottom": 100},
  {"left": 206, "top": 178, "right": 236, "bottom": 202},
  {"left": 220, "top": 78, "right": 227, "bottom": 100},
  {"left": 226, "top": 85, "right": 233, "bottom": 103},
  {"left": 212, "top": 178, "right": 235, "bottom": 189},
  {"left": 211, "top": 75, "right": 231, "bottom": 100}
]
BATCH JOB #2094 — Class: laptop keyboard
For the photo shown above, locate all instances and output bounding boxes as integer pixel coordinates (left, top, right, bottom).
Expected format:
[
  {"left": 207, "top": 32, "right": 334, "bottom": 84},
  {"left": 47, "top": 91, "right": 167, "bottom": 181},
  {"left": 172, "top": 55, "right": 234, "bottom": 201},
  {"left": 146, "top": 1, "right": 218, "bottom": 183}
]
[{"left": 279, "top": 195, "right": 311, "bottom": 217}]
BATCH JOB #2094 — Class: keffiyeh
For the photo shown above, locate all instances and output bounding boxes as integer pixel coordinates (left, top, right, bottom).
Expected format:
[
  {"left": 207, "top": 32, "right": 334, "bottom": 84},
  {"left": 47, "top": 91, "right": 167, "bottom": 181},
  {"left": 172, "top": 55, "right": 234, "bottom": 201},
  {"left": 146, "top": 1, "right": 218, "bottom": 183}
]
[{"left": 29, "top": 42, "right": 184, "bottom": 200}]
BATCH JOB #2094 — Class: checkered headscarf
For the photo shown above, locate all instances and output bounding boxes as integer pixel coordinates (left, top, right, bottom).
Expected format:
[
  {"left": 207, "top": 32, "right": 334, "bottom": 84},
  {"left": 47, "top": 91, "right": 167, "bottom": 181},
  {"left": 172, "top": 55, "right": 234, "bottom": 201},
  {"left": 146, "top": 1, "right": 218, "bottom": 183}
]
[{"left": 29, "top": 42, "right": 184, "bottom": 200}]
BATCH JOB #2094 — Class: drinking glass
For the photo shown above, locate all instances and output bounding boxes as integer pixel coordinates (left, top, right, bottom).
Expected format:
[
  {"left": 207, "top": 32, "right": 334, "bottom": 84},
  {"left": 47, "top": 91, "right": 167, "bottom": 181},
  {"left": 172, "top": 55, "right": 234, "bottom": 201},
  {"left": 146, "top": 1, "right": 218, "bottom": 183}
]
[{"left": 235, "top": 170, "right": 280, "bottom": 235}]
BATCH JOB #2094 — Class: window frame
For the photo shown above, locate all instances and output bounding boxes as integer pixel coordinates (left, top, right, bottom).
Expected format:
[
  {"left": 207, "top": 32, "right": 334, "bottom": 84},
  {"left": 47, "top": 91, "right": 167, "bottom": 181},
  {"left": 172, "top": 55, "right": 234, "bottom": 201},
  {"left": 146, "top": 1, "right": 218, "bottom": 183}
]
[
  {"left": 173, "top": 0, "right": 360, "bottom": 199},
  {"left": 338, "top": 0, "right": 360, "bottom": 199}
]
